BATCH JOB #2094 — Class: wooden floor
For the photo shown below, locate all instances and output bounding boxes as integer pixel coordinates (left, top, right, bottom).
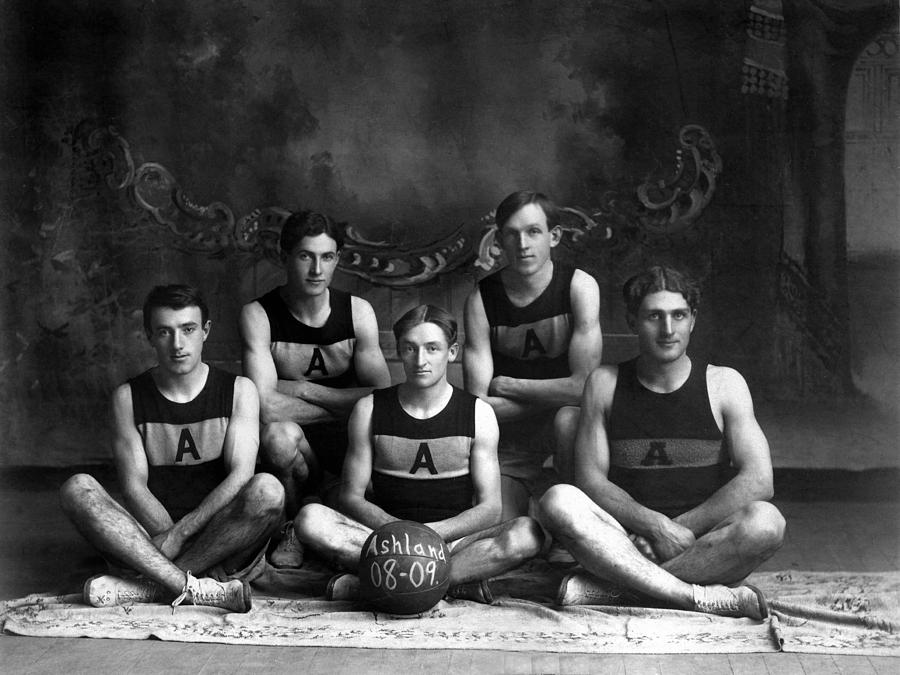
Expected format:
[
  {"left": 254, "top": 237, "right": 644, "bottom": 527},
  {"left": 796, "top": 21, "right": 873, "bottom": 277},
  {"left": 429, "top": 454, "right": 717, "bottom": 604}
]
[{"left": 1, "top": 468, "right": 898, "bottom": 674}]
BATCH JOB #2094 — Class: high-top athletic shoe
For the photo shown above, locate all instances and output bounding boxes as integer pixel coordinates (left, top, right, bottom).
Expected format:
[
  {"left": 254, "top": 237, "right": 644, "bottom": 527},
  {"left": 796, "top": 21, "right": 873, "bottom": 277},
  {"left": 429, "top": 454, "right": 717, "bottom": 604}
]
[
  {"left": 269, "top": 522, "right": 304, "bottom": 569},
  {"left": 556, "top": 572, "right": 638, "bottom": 606},
  {"left": 171, "top": 571, "right": 252, "bottom": 613},
  {"left": 447, "top": 579, "right": 494, "bottom": 605},
  {"left": 84, "top": 574, "right": 163, "bottom": 607},
  {"left": 692, "top": 584, "right": 769, "bottom": 620},
  {"left": 325, "top": 573, "right": 360, "bottom": 601}
]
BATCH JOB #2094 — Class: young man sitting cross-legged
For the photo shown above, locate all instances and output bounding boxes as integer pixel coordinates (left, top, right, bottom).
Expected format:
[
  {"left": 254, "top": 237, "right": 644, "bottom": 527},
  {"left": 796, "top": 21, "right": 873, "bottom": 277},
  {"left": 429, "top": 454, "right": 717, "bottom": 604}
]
[
  {"left": 292, "top": 304, "right": 545, "bottom": 604},
  {"left": 60, "top": 285, "right": 284, "bottom": 613},
  {"left": 540, "top": 266, "right": 785, "bottom": 620}
]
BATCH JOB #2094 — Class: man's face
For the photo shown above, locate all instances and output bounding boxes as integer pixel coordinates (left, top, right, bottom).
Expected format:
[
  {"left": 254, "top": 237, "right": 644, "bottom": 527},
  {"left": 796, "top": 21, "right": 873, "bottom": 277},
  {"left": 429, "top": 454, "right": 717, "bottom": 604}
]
[
  {"left": 498, "top": 203, "right": 560, "bottom": 278},
  {"left": 397, "top": 321, "right": 458, "bottom": 390},
  {"left": 630, "top": 290, "right": 696, "bottom": 364},
  {"left": 147, "top": 305, "right": 209, "bottom": 376},
  {"left": 284, "top": 233, "right": 340, "bottom": 297}
]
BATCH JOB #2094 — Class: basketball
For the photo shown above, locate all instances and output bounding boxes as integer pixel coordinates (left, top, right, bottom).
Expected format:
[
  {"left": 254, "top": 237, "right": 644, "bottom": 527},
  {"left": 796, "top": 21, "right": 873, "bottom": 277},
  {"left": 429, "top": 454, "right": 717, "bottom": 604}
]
[{"left": 358, "top": 520, "right": 451, "bottom": 615}]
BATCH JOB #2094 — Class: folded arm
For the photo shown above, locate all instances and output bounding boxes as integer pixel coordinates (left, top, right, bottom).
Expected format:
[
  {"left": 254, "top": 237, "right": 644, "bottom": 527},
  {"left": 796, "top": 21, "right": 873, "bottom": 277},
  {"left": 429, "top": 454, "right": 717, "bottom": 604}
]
[
  {"left": 275, "top": 297, "right": 392, "bottom": 415},
  {"left": 239, "top": 301, "right": 335, "bottom": 425},
  {"left": 487, "top": 269, "right": 603, "bottom": 407}
]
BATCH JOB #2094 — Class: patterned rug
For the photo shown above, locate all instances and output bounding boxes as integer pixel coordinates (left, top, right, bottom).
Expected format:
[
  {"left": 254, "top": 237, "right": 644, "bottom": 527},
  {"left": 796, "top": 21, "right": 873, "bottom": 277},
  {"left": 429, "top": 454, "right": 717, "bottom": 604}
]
[{"left": 2, "top": 566, "right": 898, "bottom": 655}]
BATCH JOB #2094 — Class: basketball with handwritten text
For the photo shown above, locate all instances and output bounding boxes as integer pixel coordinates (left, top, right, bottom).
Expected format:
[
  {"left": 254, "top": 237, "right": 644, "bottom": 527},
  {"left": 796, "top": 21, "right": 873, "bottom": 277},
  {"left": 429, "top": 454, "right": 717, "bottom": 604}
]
[{"left": 358, "top": 520, "right": 451, "bottom": 615}]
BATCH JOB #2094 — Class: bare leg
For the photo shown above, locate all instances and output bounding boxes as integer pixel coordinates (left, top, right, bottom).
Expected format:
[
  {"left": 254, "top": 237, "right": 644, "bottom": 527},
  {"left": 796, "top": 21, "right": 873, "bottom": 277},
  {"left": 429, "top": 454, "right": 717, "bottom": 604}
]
[
  {"left": 260, "top": 421, "right": 315, "bottom": 518},
  {"left": 59, "top": 474, "right": 186, "bottom": 594},
  {"left": 540, "top": 484, "right": 695, "bottom": 607},
  {"left": 662, "top": 501, "right": 785, "bottom": 585},
  {"left": 293, "top": 502, "right": 371, "bottom": 569},
  {"left": 447, "top": 516, "right": 544, "bottom": 584},
  {"left": 553, "top": 406, "right": 580, "bottom": 484},
  {"left": 500, "top": 475, "right": 531, "bottom": 520},
  {"left": 175, "top": 473, "right": 285, "bottom": 575}
]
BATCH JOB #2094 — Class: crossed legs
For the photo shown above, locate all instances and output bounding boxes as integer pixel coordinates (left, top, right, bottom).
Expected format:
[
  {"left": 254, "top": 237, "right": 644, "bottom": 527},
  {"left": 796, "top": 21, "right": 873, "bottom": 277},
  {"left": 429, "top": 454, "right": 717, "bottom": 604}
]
[
  {"left": 59, "top": 472, "right": 284, "bottom": 595},
  {"left": 294, "top": 504, "right": 544, "bottom": 586},
  {"left": 540, "top": 484, "right": 785, "bottom": 613}
]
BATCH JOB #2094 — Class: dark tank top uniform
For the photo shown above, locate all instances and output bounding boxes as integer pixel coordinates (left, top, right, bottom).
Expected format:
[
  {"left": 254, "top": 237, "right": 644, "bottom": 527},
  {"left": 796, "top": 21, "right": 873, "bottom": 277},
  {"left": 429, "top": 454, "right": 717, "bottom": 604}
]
[
  {"left": 370, "top": 385, "right": 477, "bottom": 523},
  {"left": 607, "top": 358, "right": 734, "bottom": 517},
  {"left": 129, "top": 366, "right": 234, "bottom": 519}
]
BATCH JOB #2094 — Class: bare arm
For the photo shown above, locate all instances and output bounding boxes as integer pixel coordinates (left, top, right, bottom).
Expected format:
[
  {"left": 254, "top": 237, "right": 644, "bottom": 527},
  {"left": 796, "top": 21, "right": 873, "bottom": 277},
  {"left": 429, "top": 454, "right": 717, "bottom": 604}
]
[
  {"left": 673, "top": 367, "right": 774, "bottom": 535},
  {"left": 489, "top": 269, "right": 603, "bottom": 407},
  {"left": 166, "top": 376, "right": 260, "bottom": 551},
  {"left": 462, "top": 288, "right": 536, "bottom": 421},
  {"left": 426, "top": 398, "right": 502, "bottom": 541},
  {"left": 574, "top": 368, "right": 695, "bottom": 560},
  {"left": 239, "top": 301, "right": 334, "bottom": 425},
  {"left": 111, "top": 384, "right": 175, "bottom": 537},
  {"left": 278, "top": 297, "right": 392, "bottom": 415},
  {"left": 337, "top": 395, "right": 398, "bottom": 529}
]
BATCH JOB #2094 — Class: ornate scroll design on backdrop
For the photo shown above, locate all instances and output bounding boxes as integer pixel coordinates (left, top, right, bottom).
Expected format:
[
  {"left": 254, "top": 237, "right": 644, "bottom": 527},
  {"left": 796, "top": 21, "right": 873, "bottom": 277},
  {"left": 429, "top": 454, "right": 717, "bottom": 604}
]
[
  {"left": 742, "top": 0, "right": 789, "bottom": 100},
  {"left": 634, "top": 124, "right": 723, "bottom": 235},
  {"left": 69, "top": 121, "right": 135, "bottom": 199},
  {"left": 776, "top": 253, "right": 844, "bottom": 372},
  {"left": 132, "top": 163, "right": 236, "bottom": 254},
  {"left": 75, "top": 120, "right": 720, "bottom": 285}
]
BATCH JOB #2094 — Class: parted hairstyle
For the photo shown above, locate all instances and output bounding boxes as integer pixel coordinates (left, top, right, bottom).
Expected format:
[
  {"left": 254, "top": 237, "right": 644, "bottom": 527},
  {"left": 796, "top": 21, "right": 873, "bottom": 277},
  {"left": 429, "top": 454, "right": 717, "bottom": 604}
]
[
  {"left": 142, "top": 284, "right": 209, "bottom": 337},
  {"left": 279, "top": 210, "right": 345, "bottom": 257},
  {"left": 494, "top": 190, "right": 560, "bottom": 231},
  {"left": 392, "top": 304, "right": 459, "bottom": 351},
  {"left": 622, "top": 266, "right": 701, "bottom": 316}
]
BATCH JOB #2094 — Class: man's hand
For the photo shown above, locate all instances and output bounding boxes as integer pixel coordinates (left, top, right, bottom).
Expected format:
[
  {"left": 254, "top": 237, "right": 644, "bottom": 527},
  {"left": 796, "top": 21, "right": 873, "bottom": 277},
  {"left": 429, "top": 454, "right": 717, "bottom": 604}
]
[
  {"left": 629, "top": 534, "right": 660, "bottom": 563},
  {"left": 488, "top": 375, "right": 518, "bottom": 398},
  {"left": 648, "top": 517, "right": 696, "bottom": 562},
  {"left": 151, "top": 528, "right": 185, "bottom": 560}
]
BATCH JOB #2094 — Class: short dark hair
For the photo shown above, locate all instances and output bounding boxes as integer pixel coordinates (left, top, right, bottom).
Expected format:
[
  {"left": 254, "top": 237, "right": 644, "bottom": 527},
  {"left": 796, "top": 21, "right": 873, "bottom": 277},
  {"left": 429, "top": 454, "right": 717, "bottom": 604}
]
[
  {"left": 393, "top": 304, "right": 458, "bottom": 350},
  {"left": 494, "top": 191, "right": 560, "bottom": 230},
  {"left": 622, "top": 266, "right": 701, "bottom": 316},
  {"left": 279, "top": 210, "right": 345, "bottom": 257},
  {"left": 142, "top": 284, "right": 209, "bottom": 336}
]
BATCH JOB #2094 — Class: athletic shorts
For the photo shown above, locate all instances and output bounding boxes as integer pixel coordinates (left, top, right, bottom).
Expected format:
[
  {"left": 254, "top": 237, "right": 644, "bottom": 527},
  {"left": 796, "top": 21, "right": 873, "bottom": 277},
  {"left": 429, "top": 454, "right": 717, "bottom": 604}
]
[{"left": 497, "top": 412, "right": 559, "bottom": 497}]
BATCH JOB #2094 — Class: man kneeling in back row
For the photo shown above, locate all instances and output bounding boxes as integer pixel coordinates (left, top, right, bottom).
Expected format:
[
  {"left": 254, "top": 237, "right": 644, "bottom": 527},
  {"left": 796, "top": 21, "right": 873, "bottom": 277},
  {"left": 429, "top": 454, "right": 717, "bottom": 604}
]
[
  {"left": 293, "top": 304, "right": 544, "bottom": 604},
  {"left": 542, "top": 266, "right": 785, "bottom": 619},
  {"left": 60, "top": 285, "right": 283, "bottom": 612}
]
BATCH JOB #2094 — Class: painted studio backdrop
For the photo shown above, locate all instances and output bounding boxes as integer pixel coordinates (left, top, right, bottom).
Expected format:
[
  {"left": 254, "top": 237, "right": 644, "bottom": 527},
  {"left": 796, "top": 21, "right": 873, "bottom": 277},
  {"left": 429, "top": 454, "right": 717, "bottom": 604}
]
[{"left": 1, "top": 0, "right": 897, "bottom": 467}]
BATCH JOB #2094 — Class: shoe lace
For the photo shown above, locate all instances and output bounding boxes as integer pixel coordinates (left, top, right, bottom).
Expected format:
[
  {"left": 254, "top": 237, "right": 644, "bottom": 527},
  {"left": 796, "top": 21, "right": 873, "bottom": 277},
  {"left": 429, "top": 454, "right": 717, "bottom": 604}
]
[{"left": 171, "top": 571, "right": 226, "bottom": 612}]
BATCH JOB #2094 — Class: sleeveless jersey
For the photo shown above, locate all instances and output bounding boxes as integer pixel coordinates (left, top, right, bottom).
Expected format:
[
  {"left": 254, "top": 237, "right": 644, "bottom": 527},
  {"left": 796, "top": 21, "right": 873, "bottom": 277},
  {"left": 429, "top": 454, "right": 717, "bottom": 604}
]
[
  {"left": 478, "top": 262, "right": 575, "bottom": 380},
  {"left": 128, "top": 366, "right": 234, "bottom": 517},
  {"left": 370, "top": 385, "right": 477, "bottom": 522},
  {"left": 606, "top": 358, "right": 732, "bottom": 517},
  {"left": 256, "top": 287, "right": 358, "bottom": 388}
]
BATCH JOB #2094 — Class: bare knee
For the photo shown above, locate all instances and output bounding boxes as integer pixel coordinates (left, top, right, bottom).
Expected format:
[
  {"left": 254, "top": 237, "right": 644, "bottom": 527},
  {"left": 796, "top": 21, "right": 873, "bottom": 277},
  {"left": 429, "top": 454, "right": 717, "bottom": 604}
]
[
  {"left": 59, "top": 473, "right": 103, "bottom": 514},
  {"left": 500, "top": 516, "right": 545, "bottom": 561},
  {"left": 539, "top": 483, "right": 586, "bottom": 531},
  {"left": 294, "top": 502, "right": 334, "bottom": 543},
  {"left": 553, "top": 406, "right": 580, "bottom": 439},
  {"left": 737, "top": 501, "right": 786, "bottom": 556},
  {"left": 261, "top": 422, "right": 309, "bottom": 473},
  {"left": 238, "top": 473, "right": 285, "bottom": 520}
]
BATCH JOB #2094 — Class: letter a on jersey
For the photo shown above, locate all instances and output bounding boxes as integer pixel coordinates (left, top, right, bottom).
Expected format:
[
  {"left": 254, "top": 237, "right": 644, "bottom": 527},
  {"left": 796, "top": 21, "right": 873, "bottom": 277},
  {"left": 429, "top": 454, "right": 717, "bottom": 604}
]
[
  {"left": 303, "top": 347, "right": 329, "bottom": 377},
  {"left": 409, "top": 442, "right": 438, "bottom": 475},
  {"left": 175, "top": 428, "right": 201, "bottom": 462},
  {"left": 641, "top": 441, "right": 673, "bottom": 466},
  {"left": 521, "top": 329, "right": 547, "bottom": 358}
]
